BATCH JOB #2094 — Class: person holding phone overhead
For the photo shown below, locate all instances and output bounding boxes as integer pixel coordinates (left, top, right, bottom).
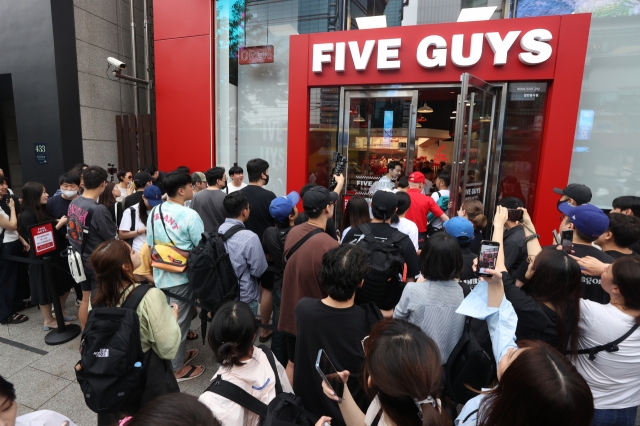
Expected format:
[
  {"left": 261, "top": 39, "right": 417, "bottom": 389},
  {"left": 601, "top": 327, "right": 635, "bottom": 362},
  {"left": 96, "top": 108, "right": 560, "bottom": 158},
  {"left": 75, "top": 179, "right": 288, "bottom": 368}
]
[{"left": 497, "top": 197, "right": 528, "bottom": 274}]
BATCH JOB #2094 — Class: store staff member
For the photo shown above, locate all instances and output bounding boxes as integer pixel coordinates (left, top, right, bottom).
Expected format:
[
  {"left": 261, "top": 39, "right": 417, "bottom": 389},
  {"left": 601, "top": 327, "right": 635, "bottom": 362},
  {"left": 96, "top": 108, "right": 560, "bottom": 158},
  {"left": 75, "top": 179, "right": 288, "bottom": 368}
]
[{"left": 369, "top": 161, "right": 402, "bottom": 195}]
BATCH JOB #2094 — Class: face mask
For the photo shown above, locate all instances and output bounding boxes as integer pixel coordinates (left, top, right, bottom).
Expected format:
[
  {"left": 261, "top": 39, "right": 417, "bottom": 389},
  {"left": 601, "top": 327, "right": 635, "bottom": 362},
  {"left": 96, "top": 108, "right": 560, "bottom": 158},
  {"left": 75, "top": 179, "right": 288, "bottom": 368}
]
[
  {"left": 61, "top": 190, "right": 78, "bottom": 198},
  {"left": 263, "top": 174, "right": 270, "bottom": 186}
]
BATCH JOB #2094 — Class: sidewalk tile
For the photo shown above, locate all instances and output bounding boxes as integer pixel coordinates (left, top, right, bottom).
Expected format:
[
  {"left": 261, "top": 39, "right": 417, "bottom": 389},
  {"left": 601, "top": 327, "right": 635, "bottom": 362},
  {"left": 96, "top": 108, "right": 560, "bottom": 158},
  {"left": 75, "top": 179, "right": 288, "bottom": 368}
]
[
  {"left": 30, "top": 339, "right": 82, "bottom": 381},
  {"left": 0, "top": 345, "right": 41, "bottom": 379},
  {"left": 39, "top": 382, "right": 96, "bottom": 426},
  {"left": 11, "top": 367, "right": 71, "bottom": 409}
]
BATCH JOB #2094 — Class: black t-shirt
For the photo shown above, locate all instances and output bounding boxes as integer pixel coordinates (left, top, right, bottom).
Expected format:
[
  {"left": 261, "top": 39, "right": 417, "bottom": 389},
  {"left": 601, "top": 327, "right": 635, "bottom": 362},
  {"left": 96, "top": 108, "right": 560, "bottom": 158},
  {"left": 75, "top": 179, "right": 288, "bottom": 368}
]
[
  {"left": 572, "top": 244, "right": 615, "bottom": 304},
  {"left": 605, "top": 250, "right": 640, "bottom": 260},
  {"left": 124, "top": 191, "right": 144, "bottom": 209},
  {"left": 459, "top": 246, "right": 478, "bottom": 296},
  {"left": 241, "top": 185, "right": 276, "bottom": 244},
  {"left": 343, "top": 223, "right": 421, "bottom": 279},
  {"left": 469, "top": 229, "right": 483, "bottom": 256},
  {"left": 262, "top": 226, "right": 291, "bottom": 291},
  {"left": 630, "top": 240, "right": 640, "bottom": 255},
  {"left": 294, "top": 298, "right": 381, "bottom": 426},
  {"left": 503, "top": 225, "right": 528, "bottom": 274},
  {"left": 295, "top": 212, "right": 338, "bottom": 241},
  {"left": 46, "top": 195, "right": 73, "bottom": 219}
]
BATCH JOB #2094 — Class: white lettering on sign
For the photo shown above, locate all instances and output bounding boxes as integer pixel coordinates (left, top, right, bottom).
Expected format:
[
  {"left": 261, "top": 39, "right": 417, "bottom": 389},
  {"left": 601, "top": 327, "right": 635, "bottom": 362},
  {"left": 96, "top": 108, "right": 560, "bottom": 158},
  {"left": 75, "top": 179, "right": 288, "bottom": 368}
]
[{"left": 312, "top": 29, "right": 553, "bottom": 73}]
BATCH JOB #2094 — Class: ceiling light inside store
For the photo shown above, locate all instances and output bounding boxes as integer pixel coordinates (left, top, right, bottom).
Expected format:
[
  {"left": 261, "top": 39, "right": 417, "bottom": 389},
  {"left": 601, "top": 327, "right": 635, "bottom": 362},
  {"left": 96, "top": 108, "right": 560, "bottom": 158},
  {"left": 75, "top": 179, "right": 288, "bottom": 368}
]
[
  {"left": 457, "top": 6, "right": 497, "bottom": 22},
  {"left": 268, "top": 24, "right": 299, "bottom": 37},
  {"left": 354, "top": 115, "right": 365, "bottom": 122},
  {"left": 356, "top": 15, "right": 387, "bottom": 29},
  {"left": 418, "top": 102, "right": 433, "bottom": 113},
  {"left": 479, "top": 115, "right": 492, "bottom": 122},
  {"left": 450, "top": 116, "right": 456, "bottom": 119},
  {"left": 452, "top": 111, "right": 457, "bottom": 113}
]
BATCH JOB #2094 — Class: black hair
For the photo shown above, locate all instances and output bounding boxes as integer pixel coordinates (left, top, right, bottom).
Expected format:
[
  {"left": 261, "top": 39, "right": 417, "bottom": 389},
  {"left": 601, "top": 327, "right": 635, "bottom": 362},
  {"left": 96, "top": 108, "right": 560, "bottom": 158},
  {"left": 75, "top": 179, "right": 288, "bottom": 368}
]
[
  {"left": 274, "top": 211, "right": 295, "bottom": 229},
  {"left": 246, "top": 158, "right": 269, "bottom": 183},
  {"left": 0, "top": 175, "right": 5, "bottom": 185},
  {"left": 575, "top": 228, "right": 598, "bottom": 243},
  {"left": 319, "top": 245, "right": 370, "bottom": 301},
  {"left": 82, "top": 166, "right": 108, "bottom": 190},
  {"left": 59, "top": 173, "right": 81, "bottom": 186},
  {"left": 163, "top": 171, "right": 192, "bottom": 197},
  {"left": 138, "top": 194, "right": 151, "bottom": 225},
  {"left": 205, "top": 167, "right": 226, "bottom": 186},
  {"left": 300, "top": 183, "right": 318, "bottom": 198},
  {"left": 116, "top": 168, "right": 132, "bottom": 182},
  {"left": 127, "top": 393, "right": 220, "bottom": 426},
  {"left": 342, "top": 195, "right": 370, "bottom": 231},
  {"left": 142, "top": 164, "right": 157, "bottom": 175},
  {"left": 387, "top": 161, "right": 401, "bottom": 172},
  {"left": 21, "top": 182, "right": 54, "bottom": 226},
  {"left": 499, "top": 196, "right": 525, "bottom": 210},
  {"left": 0, "top": 375, "right": 16, "bottom": 403},
  {"left": 175, "top": 166, "right": 191, "bottom": 174},
  {"left": 606, "top": 213, "right": 640, "bottom": 248},
  {"left": 391, "top": 192, "right": 411, "bottom": 224},
  {"left": 420, "top": 232, "right": 463, "bottom": 281},
  {"left": 229, "top": 166, "right": 244, "bottom": 176},
  {"left": 372, "top": 204, "right": 394, "bottom": 222},
  {"left": 397, "top": 176, "right": 409, "bottom": 189},
  {"left": 223, "top": 191, "right": 248, "bottom": 218},
  {"left": 208, "top": 301, "right": 257, "bottom": 368},
  {"left": 421, "top": 166, "right": 434, "bottom": 175},
  {"left": 612, "top": 196, "right": 640, "bottom": 218},
  {"left": 436, "top": 170, "right": 451, "bottom": 187}
]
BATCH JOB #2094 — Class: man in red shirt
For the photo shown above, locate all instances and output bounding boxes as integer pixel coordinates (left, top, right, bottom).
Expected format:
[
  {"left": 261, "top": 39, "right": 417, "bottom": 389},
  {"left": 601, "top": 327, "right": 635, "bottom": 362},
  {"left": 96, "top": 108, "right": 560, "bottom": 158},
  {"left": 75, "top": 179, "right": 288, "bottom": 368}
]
[{"left": 405, "top": 171, "right": 449, "bottom": 249}]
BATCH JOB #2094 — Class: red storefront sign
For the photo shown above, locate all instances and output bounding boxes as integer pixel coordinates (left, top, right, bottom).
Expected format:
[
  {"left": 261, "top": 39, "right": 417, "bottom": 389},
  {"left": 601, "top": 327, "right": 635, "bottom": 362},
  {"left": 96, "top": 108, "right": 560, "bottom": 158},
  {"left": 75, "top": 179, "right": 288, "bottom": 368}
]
[
  {"left": 29, "top": 222, "right": 57, "bottom": 257},
  {"left": 239, "top": 45, "right": 274, "bottom": 64}
]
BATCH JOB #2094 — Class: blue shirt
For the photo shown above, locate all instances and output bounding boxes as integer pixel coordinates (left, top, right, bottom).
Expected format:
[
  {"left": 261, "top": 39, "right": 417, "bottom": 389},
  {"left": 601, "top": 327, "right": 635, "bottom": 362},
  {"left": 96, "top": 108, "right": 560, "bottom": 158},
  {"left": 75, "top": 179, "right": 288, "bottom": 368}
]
[
  {"left": 454, "top": 280, "right": 518, "bottom": 426},
  {"left": 146, "top": 201, "right": 204, "bottom": 289},
  {"left": 219, "top": 218, "right": 268, "bottom": 303}
]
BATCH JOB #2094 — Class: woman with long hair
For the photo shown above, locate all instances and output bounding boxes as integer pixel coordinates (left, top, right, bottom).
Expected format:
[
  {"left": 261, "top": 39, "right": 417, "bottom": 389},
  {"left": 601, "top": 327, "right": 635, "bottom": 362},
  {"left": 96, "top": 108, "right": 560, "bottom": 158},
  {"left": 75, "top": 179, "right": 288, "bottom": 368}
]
[
  {"left": 492, "top": 206, "right": 581, "bottom": 355},
  {"left": 98, "top": 181, "right": 121, "bottom": 224},
  {"left": 341, "top": 195, "right": 370, "bottom": 241},
  {"left": 458, "top": 199, "right": 487, "bottom": 255},
  {"left": 19, "top": 182, "right": 74, "bottom": 329},
  {"left": 118, "top": 186, "right": 162, "bottom": 252},
  {"left": 89, "top": 239, "right": 181, "bottom": 426}
]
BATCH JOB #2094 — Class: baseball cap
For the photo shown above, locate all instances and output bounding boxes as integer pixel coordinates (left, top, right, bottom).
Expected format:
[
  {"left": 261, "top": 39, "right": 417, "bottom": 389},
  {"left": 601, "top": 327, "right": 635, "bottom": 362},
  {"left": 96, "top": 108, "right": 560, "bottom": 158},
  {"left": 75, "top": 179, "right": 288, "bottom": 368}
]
[
  {"left": 371, "top": 190, "right": 398, "bottom": 218},
  {"left": 443, "top": 216, "right": 475, "bottom": 242},
  {"left": 134, "top": 172, "right": 152, "bottom": 186},
  {"left": 558, "top": 202, "right": 609, "bottom": 238},
  {"left": 143, "top": 185, "right": 163, "bottom": 207},
  {"left": 191, "top": 172, "right": 206, "bottom": 183},
  {"left": 553, "top": 183, "right": 592, "bottom": 205},
  {"left": 303, "top": 186, "right": 339, "bottom": 214},
  {"left": 408, "top": 172, "right": 425, "bottom": 183},
  {"left": 269, "top": 191, "right": 301, "bottom": 222}
]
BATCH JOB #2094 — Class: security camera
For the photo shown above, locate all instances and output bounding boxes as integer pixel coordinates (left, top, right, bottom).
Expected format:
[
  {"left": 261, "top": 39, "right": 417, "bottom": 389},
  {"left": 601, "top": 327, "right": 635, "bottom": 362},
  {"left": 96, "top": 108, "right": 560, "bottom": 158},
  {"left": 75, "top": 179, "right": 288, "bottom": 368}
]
[{"left": 107, "top": 57, "right": 126, "bottom": 69}]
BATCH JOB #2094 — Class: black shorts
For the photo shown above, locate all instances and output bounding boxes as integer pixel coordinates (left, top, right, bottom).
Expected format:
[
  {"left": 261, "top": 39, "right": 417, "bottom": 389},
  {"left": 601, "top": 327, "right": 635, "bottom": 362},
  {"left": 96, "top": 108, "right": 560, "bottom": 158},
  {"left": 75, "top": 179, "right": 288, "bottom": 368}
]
[
  {"left": 80, "top": 262, "right": 96, "bottom": 292},
  {"left": 285, "top": 334, "right": 297, "bottom": 363},
  {"left": 260, "top": 268, "right": 275, "bottom": 290}
]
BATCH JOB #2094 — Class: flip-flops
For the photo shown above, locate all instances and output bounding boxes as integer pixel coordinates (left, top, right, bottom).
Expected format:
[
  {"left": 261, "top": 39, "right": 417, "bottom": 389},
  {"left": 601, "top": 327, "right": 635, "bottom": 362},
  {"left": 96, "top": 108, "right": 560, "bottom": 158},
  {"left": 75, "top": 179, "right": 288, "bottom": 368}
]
[
  {"left": 1, "top": 314, "right": 29, "bottom": 325},
  {"left": 176, "top": 365, "right": 205, "bottom": 383},
  {"left": 186, "top": 330, "right": 199, "bottom": 341},
  {"left": 184, "top": 349, "right": 199, "bottom": 366}
]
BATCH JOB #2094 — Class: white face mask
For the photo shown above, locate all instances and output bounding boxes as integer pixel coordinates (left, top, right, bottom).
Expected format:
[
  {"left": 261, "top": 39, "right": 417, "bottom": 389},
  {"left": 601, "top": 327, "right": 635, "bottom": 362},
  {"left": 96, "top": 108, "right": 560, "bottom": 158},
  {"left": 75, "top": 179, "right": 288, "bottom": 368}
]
[{"left": 61, "top": 190, "right": 78, "bottom": 198}]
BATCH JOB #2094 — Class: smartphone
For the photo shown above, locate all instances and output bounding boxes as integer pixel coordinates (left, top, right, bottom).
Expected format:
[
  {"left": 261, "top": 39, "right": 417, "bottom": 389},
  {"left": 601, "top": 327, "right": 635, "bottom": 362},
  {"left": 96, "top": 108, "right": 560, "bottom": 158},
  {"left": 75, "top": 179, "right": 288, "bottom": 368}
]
[
  {"left": 507, "top": 209, "right": 523, "bottom": 222},
  {"left": 316, "top": 349, "right": 344, "bottom": 403},
  {"left": 477, "top": 240, "right": 500, "bottom": 277},
  {"left": 2, "top": 193, "right": 9, "bottom": 204},
  {"left": 561, "top": 230, "right": 574, "bottom": 254}
]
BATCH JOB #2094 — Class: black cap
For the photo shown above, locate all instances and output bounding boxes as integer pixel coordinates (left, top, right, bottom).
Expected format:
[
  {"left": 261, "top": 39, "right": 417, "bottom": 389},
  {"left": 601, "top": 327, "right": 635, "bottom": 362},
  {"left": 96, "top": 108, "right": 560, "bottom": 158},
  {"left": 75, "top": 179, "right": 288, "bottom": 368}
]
[
  {"left": 553, "top": 183, "right": 592, "bottom": 205},
  {"left": 371, "top": 190, "right": 398, "bottom": 220},
  {"left": 134, "top": 172, "right": 152, "bottom": 186},
  {"left": 303, "top": 186, "right": 339, "bottom": 214}
]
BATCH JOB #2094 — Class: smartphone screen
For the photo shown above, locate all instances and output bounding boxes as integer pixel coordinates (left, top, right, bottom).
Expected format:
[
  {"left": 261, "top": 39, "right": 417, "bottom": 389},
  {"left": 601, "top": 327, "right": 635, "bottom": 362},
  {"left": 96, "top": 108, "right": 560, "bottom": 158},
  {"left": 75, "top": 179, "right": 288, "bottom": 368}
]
[
  {"left": 507, "top": 209, "right": 523, "bottom": 222},
  {"left": 477, "top": 241, "right": 500, "bottom": 276},
  {"left": 561, "top": 230, "right": 574, "bottom": 253},
  {"left": 315, "top": 349, "right": 344, "bottom": 402}
]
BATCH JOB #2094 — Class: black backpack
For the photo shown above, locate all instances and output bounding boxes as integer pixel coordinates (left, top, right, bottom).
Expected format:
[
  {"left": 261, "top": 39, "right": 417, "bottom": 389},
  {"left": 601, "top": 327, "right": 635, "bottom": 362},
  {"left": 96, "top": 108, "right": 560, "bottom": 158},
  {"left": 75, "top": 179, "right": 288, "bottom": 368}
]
[
  {"left": 206, "top": 345, "right": 317, "bottom": 426},
  {"left": 76, "top": 285, "right": 151, "bottom": 414},
  {"left": 444, "top": 317, "right": 496, "bottom": 407},
  {"left": 351, "top": 224, "right": 407, "bottom": 310}
]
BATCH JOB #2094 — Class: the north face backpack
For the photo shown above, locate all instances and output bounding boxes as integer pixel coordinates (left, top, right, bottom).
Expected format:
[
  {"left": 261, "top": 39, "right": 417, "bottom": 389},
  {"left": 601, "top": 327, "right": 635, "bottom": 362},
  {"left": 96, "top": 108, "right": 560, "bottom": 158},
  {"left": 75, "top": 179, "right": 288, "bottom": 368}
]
[
  {"left": 351, "top": 223, "right": 407, "bottom": 310},
  {"left": 76, "top": 285, "right": 151, "bottom": 414},
  {"left": 428, "top": 191, "right": 450, "bottom": 222},
  {"left": 206, "top": 345, "right": 317, "bottom": 426}
]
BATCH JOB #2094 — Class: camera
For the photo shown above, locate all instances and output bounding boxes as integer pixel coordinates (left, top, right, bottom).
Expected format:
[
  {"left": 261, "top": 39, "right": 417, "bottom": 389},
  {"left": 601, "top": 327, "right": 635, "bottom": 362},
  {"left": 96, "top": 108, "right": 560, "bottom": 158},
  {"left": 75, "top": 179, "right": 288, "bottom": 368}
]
[
  {"left": 329, "top": 152, "right": 347, "bottom": 191},
  {"left": 107, "top": 163, "right": 117, "bottom": 182},
  {"left": 107, "top": 57, "right": 126, "bottom": 69}
]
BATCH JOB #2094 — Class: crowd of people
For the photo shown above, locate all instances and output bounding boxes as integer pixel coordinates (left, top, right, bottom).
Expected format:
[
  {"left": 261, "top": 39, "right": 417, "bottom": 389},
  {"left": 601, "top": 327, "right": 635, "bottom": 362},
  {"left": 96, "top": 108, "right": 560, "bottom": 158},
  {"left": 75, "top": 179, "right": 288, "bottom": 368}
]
[{"left": 0, "top": 160, "right": 639, "bottom": 426}]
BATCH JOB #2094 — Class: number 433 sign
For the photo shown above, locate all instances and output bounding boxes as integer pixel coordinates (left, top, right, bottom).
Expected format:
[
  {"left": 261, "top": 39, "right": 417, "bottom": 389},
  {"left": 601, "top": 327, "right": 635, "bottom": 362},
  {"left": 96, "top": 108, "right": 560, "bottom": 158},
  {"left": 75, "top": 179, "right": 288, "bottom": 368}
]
[{"left": 34, "top": 143, "right": 47, "bottom": 164}]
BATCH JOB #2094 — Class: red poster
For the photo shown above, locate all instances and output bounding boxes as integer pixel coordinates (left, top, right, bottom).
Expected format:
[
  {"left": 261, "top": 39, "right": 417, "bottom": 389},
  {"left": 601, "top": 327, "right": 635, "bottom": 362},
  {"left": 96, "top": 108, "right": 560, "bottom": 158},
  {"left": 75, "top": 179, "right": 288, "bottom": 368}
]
[
  {"left": 239, "top": 45, "right": 274, "bottom": 65},
  {"left": 30, "top": 222, "right": 57, "bottom": 257}
]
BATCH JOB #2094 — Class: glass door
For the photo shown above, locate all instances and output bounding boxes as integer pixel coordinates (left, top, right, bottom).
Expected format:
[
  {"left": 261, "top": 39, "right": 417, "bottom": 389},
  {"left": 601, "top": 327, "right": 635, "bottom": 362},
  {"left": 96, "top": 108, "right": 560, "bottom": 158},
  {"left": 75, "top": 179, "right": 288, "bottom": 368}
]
[
  {"left": 450, "top": 74, "right": 497, "bottom": 215},
  {"left": 340, "top": 90, "right": 419, "bottom": 207}
]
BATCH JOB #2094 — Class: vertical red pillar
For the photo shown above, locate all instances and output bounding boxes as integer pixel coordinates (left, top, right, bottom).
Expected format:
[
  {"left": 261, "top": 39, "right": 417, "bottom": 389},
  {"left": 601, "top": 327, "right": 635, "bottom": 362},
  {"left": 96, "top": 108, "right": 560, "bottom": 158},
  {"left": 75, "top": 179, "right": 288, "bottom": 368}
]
[{"left": 154, "top": 0, "right": 214, "bottom": 172}]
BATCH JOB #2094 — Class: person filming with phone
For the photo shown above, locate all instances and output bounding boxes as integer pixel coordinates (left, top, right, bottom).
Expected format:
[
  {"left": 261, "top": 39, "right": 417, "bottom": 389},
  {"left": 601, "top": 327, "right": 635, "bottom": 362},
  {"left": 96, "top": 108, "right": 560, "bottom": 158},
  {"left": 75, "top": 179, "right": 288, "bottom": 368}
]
[{"left": 496, "top": 198, "right": 528, "bottom": 275}]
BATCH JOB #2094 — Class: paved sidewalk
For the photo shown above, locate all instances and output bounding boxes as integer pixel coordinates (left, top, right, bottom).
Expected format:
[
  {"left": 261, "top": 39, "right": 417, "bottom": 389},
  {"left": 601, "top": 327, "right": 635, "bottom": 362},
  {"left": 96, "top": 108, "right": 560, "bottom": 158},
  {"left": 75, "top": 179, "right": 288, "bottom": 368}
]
[{"left": 0, "top": 296, "right": 219, "bottom": 426}]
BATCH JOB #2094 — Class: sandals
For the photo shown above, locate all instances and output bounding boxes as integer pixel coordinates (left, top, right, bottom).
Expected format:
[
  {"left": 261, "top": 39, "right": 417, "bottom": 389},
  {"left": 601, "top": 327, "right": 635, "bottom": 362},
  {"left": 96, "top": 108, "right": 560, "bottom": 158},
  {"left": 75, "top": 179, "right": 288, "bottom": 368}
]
[
  {"left": 186, "top": 330, "right": 199, "bottom": 341},
  {"left": 1, "top": 314, "right": 29, "bottom": 325},
  {"left": 176, "top": 365, "right": 205, "bottom": 383},
  {"left": 259, "top": 332, "right": 273, "bottom": 343},
  {"left": 43, "top": 321, "right": 71, "bottom": 331},
  {"left": 184, "top": 349, "right": 199, "bottom": 366}
]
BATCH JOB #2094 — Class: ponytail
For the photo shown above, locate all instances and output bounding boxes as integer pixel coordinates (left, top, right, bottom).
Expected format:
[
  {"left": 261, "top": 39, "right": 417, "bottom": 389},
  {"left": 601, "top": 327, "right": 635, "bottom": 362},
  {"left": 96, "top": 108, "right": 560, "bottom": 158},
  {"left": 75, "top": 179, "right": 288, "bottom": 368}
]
[{"left": 208, "top": 302, "right": 257, "bottom": 368}]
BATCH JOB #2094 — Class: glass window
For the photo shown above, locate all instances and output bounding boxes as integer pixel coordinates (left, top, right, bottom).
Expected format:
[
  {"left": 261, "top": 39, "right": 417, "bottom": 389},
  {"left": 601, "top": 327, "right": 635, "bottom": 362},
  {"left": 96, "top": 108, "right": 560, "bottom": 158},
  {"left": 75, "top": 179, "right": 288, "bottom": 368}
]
[{"left": 307, "top": 88, "right": 339, "bottom": 188}]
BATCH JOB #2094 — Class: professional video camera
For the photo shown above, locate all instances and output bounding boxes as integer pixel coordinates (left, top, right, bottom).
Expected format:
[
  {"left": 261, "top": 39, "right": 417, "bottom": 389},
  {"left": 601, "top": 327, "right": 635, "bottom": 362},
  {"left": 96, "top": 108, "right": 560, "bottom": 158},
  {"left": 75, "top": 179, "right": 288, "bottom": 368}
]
[
  {"left": 107, "top": 163, "right": 117, "bottom": 182},
  {"left": 329, "top": 152, "right": 347, "bottom": 191}
]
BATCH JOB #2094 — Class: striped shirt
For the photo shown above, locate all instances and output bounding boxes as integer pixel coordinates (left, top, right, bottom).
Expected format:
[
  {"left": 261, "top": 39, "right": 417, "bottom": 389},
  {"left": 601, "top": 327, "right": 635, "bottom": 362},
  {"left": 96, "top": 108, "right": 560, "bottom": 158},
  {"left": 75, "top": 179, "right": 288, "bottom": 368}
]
[{"left": 393, "top": 279, "right": 465, "bottom": 364}]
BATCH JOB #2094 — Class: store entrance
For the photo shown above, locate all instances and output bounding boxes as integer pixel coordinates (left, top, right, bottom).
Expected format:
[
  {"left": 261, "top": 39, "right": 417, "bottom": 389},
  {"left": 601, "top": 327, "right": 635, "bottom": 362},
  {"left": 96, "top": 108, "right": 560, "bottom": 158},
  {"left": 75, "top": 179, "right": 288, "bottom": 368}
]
[{"left": 340, "top": 74, "right": 501, "bottom": 227}]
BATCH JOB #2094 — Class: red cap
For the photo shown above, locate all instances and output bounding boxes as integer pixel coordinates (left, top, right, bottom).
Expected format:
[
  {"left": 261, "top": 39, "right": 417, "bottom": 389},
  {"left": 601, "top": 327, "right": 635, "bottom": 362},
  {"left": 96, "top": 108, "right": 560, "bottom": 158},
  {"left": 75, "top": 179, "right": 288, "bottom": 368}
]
[{"left": 408, "top": 172, "right": 425, "bottom": 183}]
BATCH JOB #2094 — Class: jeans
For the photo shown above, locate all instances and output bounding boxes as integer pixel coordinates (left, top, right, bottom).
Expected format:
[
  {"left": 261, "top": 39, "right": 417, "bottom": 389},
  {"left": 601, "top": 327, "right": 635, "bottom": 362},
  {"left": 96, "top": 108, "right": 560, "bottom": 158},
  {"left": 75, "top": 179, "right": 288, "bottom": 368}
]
[
  {"left": 165, "top": 283, "right": 196, "bottom": 372},
  {"left": 0, "top": 240, "right": 22, "bottom": 322},
  {"left": 592, "top": 407, "right": 638, "bottom": 426},
  {"left": 246, "top": 300, "right": 258, "bottom": 316}
]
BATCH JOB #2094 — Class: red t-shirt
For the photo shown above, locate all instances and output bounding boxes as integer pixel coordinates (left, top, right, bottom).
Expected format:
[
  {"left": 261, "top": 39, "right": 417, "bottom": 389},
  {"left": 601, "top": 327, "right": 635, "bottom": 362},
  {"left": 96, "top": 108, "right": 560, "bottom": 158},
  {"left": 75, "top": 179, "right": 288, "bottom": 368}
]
[{"left": 405, "top": 188, "right": 444, "bottom": 232}]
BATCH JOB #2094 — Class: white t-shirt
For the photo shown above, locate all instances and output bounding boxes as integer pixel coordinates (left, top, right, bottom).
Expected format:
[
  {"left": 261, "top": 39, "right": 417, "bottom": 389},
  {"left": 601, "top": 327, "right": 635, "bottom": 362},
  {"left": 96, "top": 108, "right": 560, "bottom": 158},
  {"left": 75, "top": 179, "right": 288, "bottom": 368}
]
[
  {"left": 227, "top": 182, "right": 247, "bottom": 193},
  {"left": 119, "top": 204, "right": 147, "bottom": 252},
  {"left": 573, "top": 300, "right": 640, "bottom": 409},
  {"left": 365, "top": 397, "right": 389, "bottom": 426},
  {"left": 0, "top": 208, "right": 18, "bottom": 243},
  {"left": 115, "top": 184, "right": 129, "bottom": 202},
  {"left": 430, "top": 189, "right": 450, "bottom": 229},
  {"left": 391, "top": 217, "right": 419, "bottom": 251}
]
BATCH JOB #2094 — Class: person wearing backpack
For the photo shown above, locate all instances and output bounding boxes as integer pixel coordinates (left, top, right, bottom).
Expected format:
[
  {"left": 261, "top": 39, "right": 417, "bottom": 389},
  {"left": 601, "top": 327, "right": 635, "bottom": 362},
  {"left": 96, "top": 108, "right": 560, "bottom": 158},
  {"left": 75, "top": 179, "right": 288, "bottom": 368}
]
[
  {"left": 428, "top": 170, "right": 451, "bottom": 233},
  {"left": 218, "top": 191, "right": 268, "bottom": 315},
  {"left": 145, "top": 171, "right": 205, "bottom": 382},
  {"left": 119, "top": 185, "right": 162, "bottom": 251},
  {"left": 343, "top": 190, "right": 420, "bottom": 316},
  {"left": 81, "top": 239, "right": 181, "bottom": 426},
  {"left": 199, "top": 301, "right": 332, "bottom": 426}
]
